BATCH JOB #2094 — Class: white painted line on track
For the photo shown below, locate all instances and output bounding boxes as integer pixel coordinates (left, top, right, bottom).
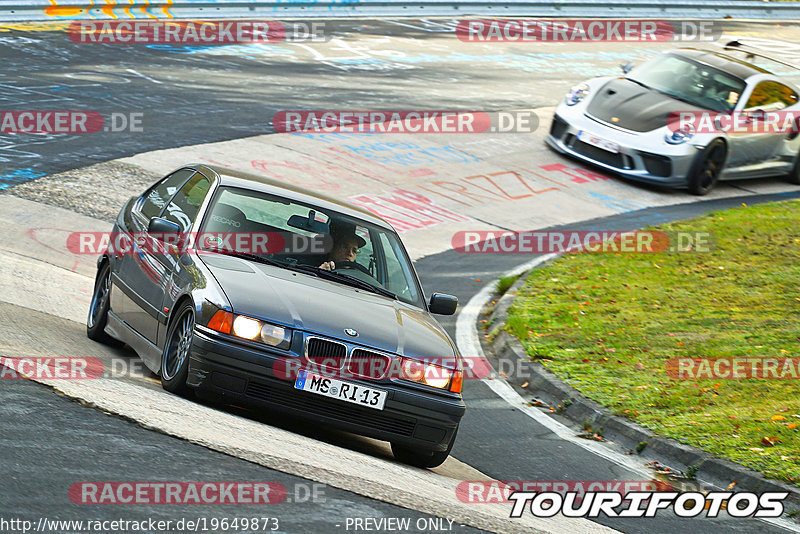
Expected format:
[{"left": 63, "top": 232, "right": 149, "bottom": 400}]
[{"left": 456, "top": 253, "right": 653, "bottom": 477}]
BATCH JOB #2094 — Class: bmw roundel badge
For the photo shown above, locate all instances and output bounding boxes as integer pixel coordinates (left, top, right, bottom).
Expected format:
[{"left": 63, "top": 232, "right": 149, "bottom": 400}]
[{"left": 344, "top": 328, "right": 358, "bottom": 337}]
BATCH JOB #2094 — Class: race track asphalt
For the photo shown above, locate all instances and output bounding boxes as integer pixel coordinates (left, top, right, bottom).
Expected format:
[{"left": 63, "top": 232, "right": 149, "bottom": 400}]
[{"left": 2, "top": 18, "right": 800, "bottom": 534}]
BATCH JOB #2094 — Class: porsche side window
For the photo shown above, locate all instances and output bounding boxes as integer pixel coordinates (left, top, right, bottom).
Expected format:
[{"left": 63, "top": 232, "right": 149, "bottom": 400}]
[
  {"left": 140, "top": 169, "right": 195, "bottom": 220},
  {"left": 161, "top": 172, "right": 212, "bottom": 232},
  {"left": 744, "top": 81, "right": 799, "bottom": 112}
]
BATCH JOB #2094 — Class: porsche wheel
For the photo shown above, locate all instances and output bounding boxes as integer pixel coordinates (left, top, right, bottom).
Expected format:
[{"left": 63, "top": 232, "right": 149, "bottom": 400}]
[{"left": 687, "top": 139, "right": 726, "bottom": 196}]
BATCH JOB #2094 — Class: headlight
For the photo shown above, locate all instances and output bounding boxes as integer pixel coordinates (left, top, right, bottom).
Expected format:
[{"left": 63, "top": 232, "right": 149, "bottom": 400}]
[
  {"left": 565, "top": 83, "right": 590, "bottom": 106},
  {"left": 208, "top": 310, "right": 292, "bottom": 349},
  {"left": 665, "top": 126, "right": 695, "bottom": 145},
  {"left": 233, "top": 315, "right": 261, "bottom": 339},
  {"left": 400, "top": 357, "right": 462, "bottom": 393},
  {"left": 261, "top": 323, "right": 291, "bottom": 348}
]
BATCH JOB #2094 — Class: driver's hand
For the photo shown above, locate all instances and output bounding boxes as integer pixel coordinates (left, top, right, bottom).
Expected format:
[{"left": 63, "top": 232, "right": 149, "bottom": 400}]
[{"left": 319, "top": 261, "right": 335, "bottom": 271}]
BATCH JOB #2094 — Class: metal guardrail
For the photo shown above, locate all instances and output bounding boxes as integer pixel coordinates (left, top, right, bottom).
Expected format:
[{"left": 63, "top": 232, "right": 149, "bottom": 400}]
[{"left": 1, "top": 0, "right": 800, "bottom": 21}]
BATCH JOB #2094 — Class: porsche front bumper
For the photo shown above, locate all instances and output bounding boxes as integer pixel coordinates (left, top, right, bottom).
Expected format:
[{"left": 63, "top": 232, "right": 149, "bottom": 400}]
[{"left": 545, "top": 109, "right": 701, "bottom": 188}]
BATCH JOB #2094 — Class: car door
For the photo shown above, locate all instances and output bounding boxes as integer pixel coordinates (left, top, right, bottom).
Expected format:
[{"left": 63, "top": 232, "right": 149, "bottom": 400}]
[
  {"left": 111, "top": 168, "right": 197, "bottom": 344},
  {"left": 152, "top": 170, "right": 213, "bottom": 345},
  {"left": 730, "top": 80, "right": 799, "bottom": 169}
]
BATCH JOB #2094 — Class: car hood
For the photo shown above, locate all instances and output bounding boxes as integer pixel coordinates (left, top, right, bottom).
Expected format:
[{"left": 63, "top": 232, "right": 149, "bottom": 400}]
[
  {"left": 201, "top": 255, "right": 458, "bottom": 366},
  {"left": 585, "top": 78, "right": 706, "bottom": 132}
]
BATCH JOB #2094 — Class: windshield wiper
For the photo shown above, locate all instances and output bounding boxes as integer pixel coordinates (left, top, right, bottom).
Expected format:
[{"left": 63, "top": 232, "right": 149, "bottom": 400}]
[{"left": 291, "top": 264, "right": 398, "bottom": 300}]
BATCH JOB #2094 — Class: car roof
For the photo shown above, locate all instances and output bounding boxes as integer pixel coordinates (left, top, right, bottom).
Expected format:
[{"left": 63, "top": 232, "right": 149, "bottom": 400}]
[
  {"left": 670, "top": 48, "right": 773, "bottom": 79},
  {"left": 193, "top": 164, "right": 394, "bottom": 231}
]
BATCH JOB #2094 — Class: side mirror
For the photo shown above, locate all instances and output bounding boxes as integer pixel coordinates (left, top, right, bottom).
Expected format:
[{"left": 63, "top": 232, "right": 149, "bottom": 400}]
[
  {"left": 429, "top": 293, "right": 458, "bottom": 315},
  {"left": 148, "top": 217, "right": 181, "bottom": 235},
  {"left": 621, "top": 61, "right": 634, "bottom": 74}
]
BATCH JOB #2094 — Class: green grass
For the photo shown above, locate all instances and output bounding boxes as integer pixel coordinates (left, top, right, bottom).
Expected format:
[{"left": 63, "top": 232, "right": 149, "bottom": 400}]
[
  {"left": 504, "top": 199, "right": 800, "bottom": 485},
  {"left": 495, "top": 274, "right": 521, "bottom": 296}
]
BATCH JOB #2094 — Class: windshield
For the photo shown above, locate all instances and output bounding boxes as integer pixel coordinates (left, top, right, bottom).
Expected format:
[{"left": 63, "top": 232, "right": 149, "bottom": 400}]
[
  {"left": 199, "top": 186, "right": 425, "bottom": 309},
  {"left": 627, "top": 53, "right": 747, "bottom": 112}
]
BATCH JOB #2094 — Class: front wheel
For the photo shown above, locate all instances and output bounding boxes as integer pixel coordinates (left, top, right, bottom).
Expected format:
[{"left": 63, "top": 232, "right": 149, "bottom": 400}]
[
  {"left": 687, "top": 139, "right": 726, "bottom": 196},
  {"left": 160, "top": 302, "right": 194, "bottom": 396},
  {"left": 391, "top": 426, "right": 458, "bottom": 469},
  {"left": 87, "top": 262, "right": 116, "bottom": 344}
]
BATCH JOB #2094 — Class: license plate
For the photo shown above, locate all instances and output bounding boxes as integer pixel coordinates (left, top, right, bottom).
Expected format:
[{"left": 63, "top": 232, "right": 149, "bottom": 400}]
[
  {"left": 294, "top": 370, "right": 387, "bottom": 411},
  {"left": 577, "top": 130, "right": 620, "bottom": 153}
]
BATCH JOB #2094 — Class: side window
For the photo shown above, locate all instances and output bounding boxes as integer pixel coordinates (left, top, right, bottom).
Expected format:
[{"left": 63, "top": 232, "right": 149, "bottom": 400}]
[
  {"left": 162, "top": 172, "right": 212, "bottom": 232},
  {"left": 744, "top": 81, "right": 798, "bottom": 112},
  {"left": 378, "top": 232, "right": 420, "bottom": 304},
  {"left": 353, "top": 226, "right": 374, "bottom": 273},
  {"left": 140, "top": 169, "right": 195, "bottom": 220}
]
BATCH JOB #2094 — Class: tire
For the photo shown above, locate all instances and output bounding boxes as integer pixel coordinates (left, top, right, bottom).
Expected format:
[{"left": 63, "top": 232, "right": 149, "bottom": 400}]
[
  {"left": 391, "top": 426, "right": 458, "bottom": 469},
  {"left": 687, "top": 139, "right": 727, "bottom": 196},
  {"left": 160, "top": 301, "right": 195, "bottom": 396},
  {"left": 86, "top": 262, "right": 117, "bottom": 344}
]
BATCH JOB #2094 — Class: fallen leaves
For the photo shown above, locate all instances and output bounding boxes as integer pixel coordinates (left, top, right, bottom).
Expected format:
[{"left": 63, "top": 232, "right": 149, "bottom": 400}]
[{"left": 762, "top": 436, "right": 781, "bottom": 447}]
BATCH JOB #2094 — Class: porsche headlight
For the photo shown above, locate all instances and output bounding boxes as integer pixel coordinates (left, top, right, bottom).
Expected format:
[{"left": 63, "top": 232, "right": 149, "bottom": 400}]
[
  {"left": 665, "top": 126, "right": 695, "bottom": 145},
  {"left": 565, "top": 83, "right": 590, "bottom": 106}
]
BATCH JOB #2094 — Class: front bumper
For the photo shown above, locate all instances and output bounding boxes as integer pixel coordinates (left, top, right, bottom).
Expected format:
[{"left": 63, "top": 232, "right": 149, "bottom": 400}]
[
  {"left": 546, "top": 109, "right": 700, "bottom": 188},
  {"left": 186, "top": 329, "right": 465, "bottom": 452}
]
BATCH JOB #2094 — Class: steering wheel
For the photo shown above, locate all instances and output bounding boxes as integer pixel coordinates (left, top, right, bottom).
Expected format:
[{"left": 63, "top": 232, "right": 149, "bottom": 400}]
[{"left": 333, "top": 261, "right": 372, "bottom": 276}]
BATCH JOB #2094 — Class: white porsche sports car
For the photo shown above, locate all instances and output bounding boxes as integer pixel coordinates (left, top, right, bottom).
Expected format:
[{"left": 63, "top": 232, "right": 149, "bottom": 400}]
[{"left": 546, "top": 43, "right": 800, "bottom": 195}]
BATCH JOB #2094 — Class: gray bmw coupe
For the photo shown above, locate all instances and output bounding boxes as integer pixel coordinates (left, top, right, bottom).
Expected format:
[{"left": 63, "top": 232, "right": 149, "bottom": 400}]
[{"left": 87, "top": 164, "right": 465, "bottom": 468}]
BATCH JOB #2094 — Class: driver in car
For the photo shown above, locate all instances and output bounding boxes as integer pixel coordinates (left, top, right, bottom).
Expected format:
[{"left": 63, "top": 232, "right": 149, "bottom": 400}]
[{"left": 319, "top": 231, "right": 366, "bottom": 271}]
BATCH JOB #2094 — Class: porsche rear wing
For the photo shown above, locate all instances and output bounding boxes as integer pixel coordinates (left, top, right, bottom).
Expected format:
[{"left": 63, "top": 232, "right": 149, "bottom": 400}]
[{"left": 721, "top": 40, "right": 800, "bottom": 72}]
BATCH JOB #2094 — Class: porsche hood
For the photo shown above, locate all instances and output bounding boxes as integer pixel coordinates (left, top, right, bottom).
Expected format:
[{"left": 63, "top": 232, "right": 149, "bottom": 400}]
[{"left": 585, "top": 78, "right": 706, "bottom": 132}]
